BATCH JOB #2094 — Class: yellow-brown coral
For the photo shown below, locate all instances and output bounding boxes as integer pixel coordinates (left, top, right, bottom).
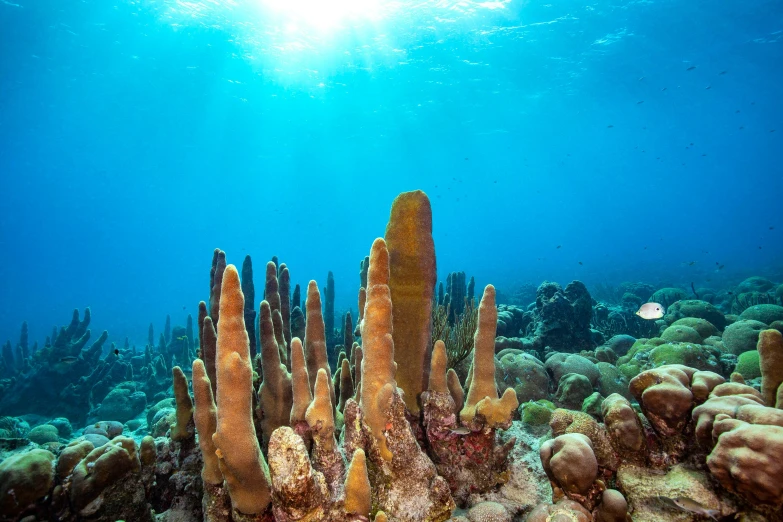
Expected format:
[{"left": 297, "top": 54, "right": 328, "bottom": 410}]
[
  {"left": 384, "top": 190, "right": 437, "bottom": 415},
  {"left": 212, "top": 264, "right": 271, "bottom": 514},
  {"left": 460, "top": 285, "right": 518, "bottom": 428}
]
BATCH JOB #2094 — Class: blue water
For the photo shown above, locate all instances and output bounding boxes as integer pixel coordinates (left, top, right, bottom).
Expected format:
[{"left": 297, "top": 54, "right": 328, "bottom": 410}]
[{"left": 1, "top": 0, "right": 781, "bottom": 346}]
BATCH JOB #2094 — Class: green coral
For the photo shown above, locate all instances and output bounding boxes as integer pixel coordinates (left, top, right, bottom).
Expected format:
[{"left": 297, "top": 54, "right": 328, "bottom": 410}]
[
  {"left": 664, "top": 300, "right": 726, "bottom": 330},
  {"left": 582, "top": 392, "right": 604, "bottom": 417},
  {"left": 648, "top": 342, "right": 719, "bottom": 372},
  {"left": 735, "top": 350, "right": 761, "bottom": 380},
  {"left": 520, "top": 400, "right": 555, "bottom": 426},
  {"left": 739, "top": 304, "right": 783, "bottom": 325},
  {"left": 618, "top": 361, "right": 642, "bottom": 381},
  {"left": 670, "top": 317, "right": 718, "bottom": 339},
  {"left": 661, "top": 324, "right": 703, "bottom": 344}
]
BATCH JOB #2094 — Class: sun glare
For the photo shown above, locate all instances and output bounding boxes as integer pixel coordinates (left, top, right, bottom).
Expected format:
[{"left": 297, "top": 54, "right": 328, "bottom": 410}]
[{"left": 259, "top": 0, "right": 388, "bottom": 31}]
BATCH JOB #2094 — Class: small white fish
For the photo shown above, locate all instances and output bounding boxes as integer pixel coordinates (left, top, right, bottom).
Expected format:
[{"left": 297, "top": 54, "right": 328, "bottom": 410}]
[
  {"left": 449, "top": 427, "right": 471, "bottom": 435},
  {"left": 636, "top": 302, "right": 665, "bottom": 320}
]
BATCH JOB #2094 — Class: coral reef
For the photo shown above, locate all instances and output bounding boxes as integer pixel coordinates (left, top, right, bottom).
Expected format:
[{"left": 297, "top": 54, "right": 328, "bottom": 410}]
[{"left": 3, "top": 190, "right": 783, "bottom": 522}]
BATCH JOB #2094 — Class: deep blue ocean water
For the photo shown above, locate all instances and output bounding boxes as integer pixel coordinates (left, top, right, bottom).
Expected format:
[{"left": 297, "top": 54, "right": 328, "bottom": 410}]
[{"left": 1, "top": 0, "right": 781, "bottom": 347}]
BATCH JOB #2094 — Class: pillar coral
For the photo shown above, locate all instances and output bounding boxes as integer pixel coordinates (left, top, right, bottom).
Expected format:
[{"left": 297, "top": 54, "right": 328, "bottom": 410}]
[
  {"left": 306, "top": 368, "right": 346, "bottom": 498},
  {"left": 384, "top": 190, "right": 437, "bottom": 416},
  {"left": 422, "top": 340, "right": 515, "bottom": 504},
  {"left": 344, "top": 449, "right": 371, "bottom": 520},
  {"left": 758, "top": 329, "right": 783, "bottom": 407},
  {"left": 192, "top": 359, "right": 232, "bottom": 521},
  {"left": 356, "top": 237, "right": 455, "bottom": 521},
  {"left": 359, "top": 238, "right": 397, "bottom": 462},
  {"left": 289, "top": 337, "right": 313, "bottom": 441},
  {"left": 241, "top": 255, "right": 257, "bottom": 360},
  {"left": 339, "top": 358, "right": 354, "bottom": 412},
  {"left": 257, "top": 300, "right": 293, "bottom": 451},
  {"left": 305, "top": 280, "right": 335, "bottom": 406},
  {"left": 356, "top": 287, "right": 367, "bottom": 337},
  {"left": 325, "top": 271, "right": 336, "bottom": 360},
  {"left": 272, "top": 309, "right": 287, "bottom": 366},
  {"left": 192, "top": 360, "right": 222, "bottom": 485},
  {"left": 171, "top": 366, "right": 194, "bottom": 442},
  {"left": 460, "top": 285, "right": 518, "bottom": 429},
  {"left": 279, "top": 264, "right": 292, "bottom": 358},
  {"left": 209, "top": 249, "right": 227, "bottom": 325},
  {"left": 211, "top": 264, "right": 272, "bottom": 516},
  {"left": 291, "top": 307, "right": 306, "bottom": 351},
  {"left": 202, "top": 316, "right": 218, "bottom": 398},
  {"left": 197, "top": 300, "right": 208, "bottom": 353},
  {"left": 353, "top": 345, "right": 363, "bottom": 399},
  {"left": 344, "top": 312, "right": 354, "bottom": 358},
  {"left": 446, "top": 370, "right": 464, "bottom": 413}
]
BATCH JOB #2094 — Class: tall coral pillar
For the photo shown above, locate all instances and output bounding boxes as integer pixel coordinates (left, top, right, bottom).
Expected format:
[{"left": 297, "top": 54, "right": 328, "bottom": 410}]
[
  {"left": 211, "top": 265, "right": 272, "bottom": 517},
  {"left": 384, "top": 190, "right": 437, "bottom": 416}
]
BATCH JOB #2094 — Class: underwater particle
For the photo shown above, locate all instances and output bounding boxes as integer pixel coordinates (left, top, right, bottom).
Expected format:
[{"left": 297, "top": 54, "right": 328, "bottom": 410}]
[
  {"left": 770, "top": 226, "right": 775, "bottom": 230},
  {"left": 662, "top": 87, "right": 667, "bottom": 91},
  {"left": 59, "top": 356, "right": 78, "bottom": 364},
  {"left": 706, "top": 85, "right": 711, "bottom": 89},
  {"left": 636, "top": 302, "right": 665, "bottom": 320},
  {"left": 718, "top": 265, "right": 725, "bottom": 270},
  {"left": 687, "top": 65, "right": 696, "bottom": 71},
  {"left": 607, "top": 124, "right": 614, "bottom": 128},
  {"left": 464, "top": 157, "right": 469, "bottom": 160},
  {"left": 557, "top": 245, "right": 561, "bottom": 249},
  {"left": 578, "top": 262, "right": 583, "bottom": 265},
  {"left": 719, "top": 70, "right": 727, "bottom": 75}
]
